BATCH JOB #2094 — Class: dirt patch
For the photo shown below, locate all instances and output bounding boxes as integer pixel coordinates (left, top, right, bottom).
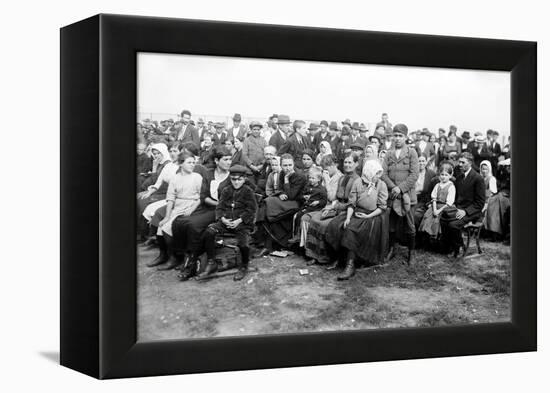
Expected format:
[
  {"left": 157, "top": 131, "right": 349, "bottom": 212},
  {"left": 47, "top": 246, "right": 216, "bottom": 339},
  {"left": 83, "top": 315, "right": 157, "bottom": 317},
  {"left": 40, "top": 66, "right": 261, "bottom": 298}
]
[{"left": 137, "top": 241, "right": 511, "bottom": 340}]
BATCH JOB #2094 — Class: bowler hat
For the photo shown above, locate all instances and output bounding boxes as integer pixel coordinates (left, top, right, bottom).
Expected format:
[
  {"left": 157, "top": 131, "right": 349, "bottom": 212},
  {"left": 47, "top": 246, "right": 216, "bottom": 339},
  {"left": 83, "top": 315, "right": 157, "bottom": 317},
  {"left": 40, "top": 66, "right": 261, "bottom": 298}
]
[
  {"left": 249, "top": 121, "right": 263, "bottom": 129},
  {"left": 329, "top": 121, "right": 338, "bottom": 130},
  {"left": 393, "top": 123, "right": 409, "bottom": 136},
  {"left": 277, "top": 114, "right": 291, "bottom": 124},
  {"left": 232, "top": 113, "right": 242, "bottom": 121},
  {"left": 369, "top": 132, "right": 383, "bottom": 143},
  {"left": 229, "top": 165, "right": 248, "bottom": 176},
  {"left": 351, "top": 122, "right": 362, "bottom": 130},
  {"left": 461, "top": 131, "right": 471, "bottom": 139}
]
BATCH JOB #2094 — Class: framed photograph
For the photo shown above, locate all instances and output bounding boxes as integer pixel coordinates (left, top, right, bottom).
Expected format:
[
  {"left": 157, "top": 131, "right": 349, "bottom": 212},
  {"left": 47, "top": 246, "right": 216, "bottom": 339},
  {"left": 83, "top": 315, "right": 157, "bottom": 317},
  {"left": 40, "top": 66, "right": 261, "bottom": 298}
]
[{"left": 60, "top": 14, "right": 536, "bottom": 379}]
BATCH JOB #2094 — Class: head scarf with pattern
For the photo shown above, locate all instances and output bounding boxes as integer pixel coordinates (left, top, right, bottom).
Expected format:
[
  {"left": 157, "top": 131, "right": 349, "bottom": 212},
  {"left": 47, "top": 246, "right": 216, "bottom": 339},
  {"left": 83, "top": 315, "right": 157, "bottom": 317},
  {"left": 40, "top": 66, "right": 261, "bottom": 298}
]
[{"left": 361, "top": 159, "right": 383, "bottom": 194}]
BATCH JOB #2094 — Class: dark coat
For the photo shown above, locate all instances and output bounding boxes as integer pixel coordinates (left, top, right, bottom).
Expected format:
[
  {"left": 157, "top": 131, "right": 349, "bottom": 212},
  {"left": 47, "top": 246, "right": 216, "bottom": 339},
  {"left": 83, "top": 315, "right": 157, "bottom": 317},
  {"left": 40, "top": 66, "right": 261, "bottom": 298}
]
[
  {"left": 276, "top": 171, "right": 307, "bottom": 201},
  {"left": 175, "top": 124, "right": 200, "bottom": 146},
  {"left": 215, "top": 184, "right": 258, "bottom": 228},
  {"left": 417, "top": 169, "right": 437, "bottom": 205},
  {"left": 137, "top": 152, "right": 152, "bottom": 175},
  {"left": 299, "top": 184, "right": 328, "bottom": 212},
  {"left": 454, "top": 169, "right": 486, "bottom": 217},
  {"left": 415, "top": 141, "right": 436, "bottom": 158},
  {"left": 269, "top": 130, "right": 287, "bottom": 152},
  {"left": 226, "top": 123, "right": 248, "bottom": 141},
  {"left": 231, "top": 149, "right": 247, "bottom": 167},
  {"left": 278, "top": 133, "right": 313, "bottom": 169},
  {"left": 313, "top": 131, "right": 331, "bottom": 152},
  {"left": 348, "top": 135, "right": 368, "bottom": 148},
  {"left": 468, "top": 143, "right": 491, "bottom": 170},
  {"left": 211, "top": 131, "right": 228, "bottom": 146}
]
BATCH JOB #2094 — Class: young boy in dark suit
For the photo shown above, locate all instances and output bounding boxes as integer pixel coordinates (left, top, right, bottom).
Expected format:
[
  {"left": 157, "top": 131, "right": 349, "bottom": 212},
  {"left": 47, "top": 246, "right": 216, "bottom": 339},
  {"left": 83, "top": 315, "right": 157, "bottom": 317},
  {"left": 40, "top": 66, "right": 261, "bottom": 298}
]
[{"left": 188, "top": 165, "right": 258, "bottom": 281}]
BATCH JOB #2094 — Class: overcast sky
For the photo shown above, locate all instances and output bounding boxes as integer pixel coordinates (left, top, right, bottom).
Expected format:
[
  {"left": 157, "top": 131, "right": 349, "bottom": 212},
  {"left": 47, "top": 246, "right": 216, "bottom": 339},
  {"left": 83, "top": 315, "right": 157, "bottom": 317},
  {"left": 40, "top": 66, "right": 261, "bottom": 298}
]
[{"left": 137, "top": 52, "right": 510, "bottom": 139}]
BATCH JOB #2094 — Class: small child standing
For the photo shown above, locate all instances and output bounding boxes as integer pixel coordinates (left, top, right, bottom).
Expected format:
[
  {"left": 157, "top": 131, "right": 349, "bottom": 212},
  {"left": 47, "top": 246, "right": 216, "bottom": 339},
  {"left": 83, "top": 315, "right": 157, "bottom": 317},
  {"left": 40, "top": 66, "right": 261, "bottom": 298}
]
[
  {"left": 419, "top": 162, "right": 456, "bottom": 238},
  {"left": 288, "top": 166, "right": 327, "bottom": 244}
]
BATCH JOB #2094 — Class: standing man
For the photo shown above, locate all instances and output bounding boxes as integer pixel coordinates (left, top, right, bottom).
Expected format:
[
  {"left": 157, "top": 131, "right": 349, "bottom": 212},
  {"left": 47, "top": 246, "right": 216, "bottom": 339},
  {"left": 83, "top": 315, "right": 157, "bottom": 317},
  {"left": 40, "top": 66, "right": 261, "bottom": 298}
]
[
  {"left": 278, "top": 120, "right": 312, "bottom": 169},
  {"left": 349, "top": 122, "right": 368, "bottom": 148},
  {"left": 269, "top": 114, "right": 291, "bottom": 152},
  {"left": 415, "top": 129, "right": 435, "bottom": 159},
  {"left": 440, "top": 152, "right": 485, "bottom": 259},
  {"left": 486, "top": 129, "right": 502, "bottom": 168},
  {"left": 376, "top": 113, "right": 393, "bottom": 134},
  {"left": 227, "top": 113, "right": 248, "bottom": 141},
  {"left": 381, "top": 123, "right": 420, "bottom": 265},
  {"left": 307, "top": 122, "right": 320, "bottom": 148},
  {"left": 242, "top": 121, "right": 268, "bottom": 177},
  {"left": 175, "top": 109, "right": 200, "bottom": 146}
]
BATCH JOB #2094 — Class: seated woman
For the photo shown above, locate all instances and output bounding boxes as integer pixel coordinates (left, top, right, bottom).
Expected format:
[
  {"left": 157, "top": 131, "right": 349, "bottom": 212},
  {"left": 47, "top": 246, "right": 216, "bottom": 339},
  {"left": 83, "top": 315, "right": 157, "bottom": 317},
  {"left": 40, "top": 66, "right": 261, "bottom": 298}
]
[
  {"left": 137, "top": 143, "right": 181, "bottom": 242},
  {"left": 325, "top": 159, "right": 389, "bottom": 280},
  {"left": 256, "top": 154, "right": 307, "bottom": 255},
  {"left": 147, "top": 152, "right": 203, "bottom": 270},
  {"left": 413, "top": 154, "right": 437, "bottom": 228},
  {"left": 138, "top": 142, "right": 172, "bottom": 192},
  {"left": 229, "top": 136, "right": 247, "bottom": 167},
  {"left": 300, "top": 149, "right": 316, "bottom": 178},
  {"left": 303, "top": 153, "right": 358, "bottom": 265},
  {"left": 170, "top": 146, "right": 233, "bottom": 272},
  {"left": 481, "top": 160, "right": 509, "bottom": 239}
]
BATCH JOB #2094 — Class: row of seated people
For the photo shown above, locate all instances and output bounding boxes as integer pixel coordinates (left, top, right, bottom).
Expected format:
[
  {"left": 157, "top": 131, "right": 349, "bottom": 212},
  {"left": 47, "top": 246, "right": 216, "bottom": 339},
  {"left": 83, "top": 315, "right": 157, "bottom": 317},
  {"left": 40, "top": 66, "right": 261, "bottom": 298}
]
[{"left": 137, "top": 135, "right": 510, "bottom": 282}]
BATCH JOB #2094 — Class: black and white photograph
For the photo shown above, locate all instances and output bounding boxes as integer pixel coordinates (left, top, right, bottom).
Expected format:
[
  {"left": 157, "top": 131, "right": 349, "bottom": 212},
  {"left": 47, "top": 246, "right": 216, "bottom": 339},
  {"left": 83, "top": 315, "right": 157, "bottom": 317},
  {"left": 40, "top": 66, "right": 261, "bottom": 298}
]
[{"left": 136, "top": 53, "right": 512, "bottom": 341}]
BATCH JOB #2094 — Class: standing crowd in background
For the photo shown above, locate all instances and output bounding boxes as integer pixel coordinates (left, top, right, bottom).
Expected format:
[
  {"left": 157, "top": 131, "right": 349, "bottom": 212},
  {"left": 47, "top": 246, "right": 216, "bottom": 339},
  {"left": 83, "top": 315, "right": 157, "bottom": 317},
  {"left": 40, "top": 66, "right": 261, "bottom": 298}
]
[{"left": 137, "top": 110, "right": 511, "bottom": 282}]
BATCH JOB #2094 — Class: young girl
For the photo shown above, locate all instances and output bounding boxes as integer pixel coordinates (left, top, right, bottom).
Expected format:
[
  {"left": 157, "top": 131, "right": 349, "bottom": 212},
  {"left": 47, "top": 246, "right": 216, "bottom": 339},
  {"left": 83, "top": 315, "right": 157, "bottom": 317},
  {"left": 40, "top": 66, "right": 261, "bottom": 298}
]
[
  {"left": 288, "top": 167, "right": 327, "bottom": 244},
  {"left": 418, "top": 162, "right": 456, "bottom": 238},
  {"left": 316, "top": 141, "right": 333, "bottom": 165}
]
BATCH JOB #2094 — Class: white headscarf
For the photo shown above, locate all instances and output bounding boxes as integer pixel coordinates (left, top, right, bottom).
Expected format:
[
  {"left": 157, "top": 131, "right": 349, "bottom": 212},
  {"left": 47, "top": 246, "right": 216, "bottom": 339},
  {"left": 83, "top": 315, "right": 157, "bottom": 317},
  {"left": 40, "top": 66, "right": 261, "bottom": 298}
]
[
  {"left": 316, "top": 141, "right": 333, "bottom": 165},
  {"left": 150, "top": 143, "right": 171, "bottom": 171},
  {"left": 479, "top": 160, "right": 493, "bottom": 177},
  {"left": 361, "top": 159, "right": 383, "bottom": 194}
]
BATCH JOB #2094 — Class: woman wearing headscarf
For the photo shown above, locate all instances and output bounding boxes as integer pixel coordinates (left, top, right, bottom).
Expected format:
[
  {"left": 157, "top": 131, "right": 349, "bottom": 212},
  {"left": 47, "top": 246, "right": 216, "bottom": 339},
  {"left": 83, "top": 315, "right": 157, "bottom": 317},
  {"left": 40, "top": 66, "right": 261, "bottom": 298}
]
[
  {"left": 315, "top": 141, "right": 333, "bottom": 166},
  {"left": 325, "top": 159, "right": 389, "bottom": 280},
  {"left": 480, "top": 160, "right": 509, "bottom": 238},
  {"left": 139, "top": 142, "right": 172, "bottom": 191},
  {"left": 303, "top": 153, "right": 359, "bottom": 265}
]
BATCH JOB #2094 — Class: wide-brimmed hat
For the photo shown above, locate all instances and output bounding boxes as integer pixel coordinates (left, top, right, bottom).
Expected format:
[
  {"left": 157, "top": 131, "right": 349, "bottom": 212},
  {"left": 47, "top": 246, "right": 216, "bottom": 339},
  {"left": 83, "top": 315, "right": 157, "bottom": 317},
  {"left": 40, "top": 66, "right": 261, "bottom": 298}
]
[
  {"left": 277, "top": 114, "right": 291, "bottom": 124},
  {"left": 351, "top": 122, "right": 362, "bottom": 130},
  {"left": 308, "top": 122, "right": 320, "bottom": 131},
  {"left": 232, "top": 113, "right": 242, "bottom": 121},
  {"left": 214, "top": 122, "right": 225, "bottom": 128},
  {"left": 342, "top": 118, "right": 352, "bottom": 127},
  {"left": 369, "top": 132, "right": 383, "bottom": 143},
  {"left": 249, "top": 120, "right": 263, "bottom": 129},
  {"left": 359, "top": 123, "right": 367, "bottom": 132},
  {"left": 461, "top": 131, "right": 471, "bottom": 139},
  {"left": 393, "top": 123, "right": 409, "bottom": 136}
]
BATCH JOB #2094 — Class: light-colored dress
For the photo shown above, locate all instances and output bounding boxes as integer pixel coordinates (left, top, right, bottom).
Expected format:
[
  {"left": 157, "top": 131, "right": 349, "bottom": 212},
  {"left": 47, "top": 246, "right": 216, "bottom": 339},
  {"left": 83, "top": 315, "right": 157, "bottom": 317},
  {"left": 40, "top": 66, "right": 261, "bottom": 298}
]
[
  {"left": 159, "top": 171, "right": 203, "bottom": 236},
  {"left": 419, "top": 181, "right": 456, "bottom": 237}
]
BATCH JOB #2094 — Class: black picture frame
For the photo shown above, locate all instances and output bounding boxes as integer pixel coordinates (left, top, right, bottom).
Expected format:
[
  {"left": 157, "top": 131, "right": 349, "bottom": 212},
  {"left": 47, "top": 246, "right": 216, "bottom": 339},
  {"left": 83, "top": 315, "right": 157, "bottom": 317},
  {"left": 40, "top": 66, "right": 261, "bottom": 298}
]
[{"left": 60, "top": 14, "right": 536, "bottom": 379}]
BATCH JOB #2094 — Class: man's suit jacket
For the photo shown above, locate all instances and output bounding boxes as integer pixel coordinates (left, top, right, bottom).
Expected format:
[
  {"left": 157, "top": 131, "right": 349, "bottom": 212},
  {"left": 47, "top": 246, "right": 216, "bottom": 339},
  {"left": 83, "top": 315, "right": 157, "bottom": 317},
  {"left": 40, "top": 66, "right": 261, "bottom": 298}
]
[
  {"left": 313, "top": 132, "right": 331, "bottom": 151},
  {"left": 269, "top": 130, "right": 287, "bottom": 152},
  {"left": 467, "top": 144, "right": 491, "bottom": 170},
  {"left": 278, "top": 133, "right": 312, "bottom": 169},
  {"left": 276, "top": 170, "right": 307, "bottom": 200},
  {"left": 226, "top": 123, "right": 248, "bottom": 141},
  {"left": 454, "top": 169, "right": 486, "bottom": 218},
  {"left": 348, "top": 135, "right": 368, "bottom": 148},
  {"left": 415, "top": 141, "right": 435, "bottom": 158},
  {"left": 176, "top": 124, "right": 200, "bottom": 146},
  {"left": 211, "top": 131, "right": 228, "bottom": 146}
]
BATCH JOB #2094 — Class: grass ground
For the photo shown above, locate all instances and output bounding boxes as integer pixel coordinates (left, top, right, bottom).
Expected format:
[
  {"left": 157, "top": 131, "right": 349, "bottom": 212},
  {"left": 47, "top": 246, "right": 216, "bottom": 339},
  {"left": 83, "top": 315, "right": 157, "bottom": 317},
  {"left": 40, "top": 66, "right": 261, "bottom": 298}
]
[{"left": 137, "top": 240, "right": 510, "bottom": 341}]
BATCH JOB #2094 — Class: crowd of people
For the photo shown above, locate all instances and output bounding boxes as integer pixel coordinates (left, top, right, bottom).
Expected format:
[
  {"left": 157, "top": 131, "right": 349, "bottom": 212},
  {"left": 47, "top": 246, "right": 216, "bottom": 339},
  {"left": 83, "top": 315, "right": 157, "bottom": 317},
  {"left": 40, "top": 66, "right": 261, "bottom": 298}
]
[{"left": 137, "top": 110, "right": 511, "bottom": 282}]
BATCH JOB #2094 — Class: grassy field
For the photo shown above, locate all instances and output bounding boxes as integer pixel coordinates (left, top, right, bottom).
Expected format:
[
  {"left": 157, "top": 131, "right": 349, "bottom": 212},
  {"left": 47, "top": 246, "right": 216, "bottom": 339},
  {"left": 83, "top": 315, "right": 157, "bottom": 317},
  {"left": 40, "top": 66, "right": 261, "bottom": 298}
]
[{"left": 137, "top": 241, "right": 510, "bottom": 341}]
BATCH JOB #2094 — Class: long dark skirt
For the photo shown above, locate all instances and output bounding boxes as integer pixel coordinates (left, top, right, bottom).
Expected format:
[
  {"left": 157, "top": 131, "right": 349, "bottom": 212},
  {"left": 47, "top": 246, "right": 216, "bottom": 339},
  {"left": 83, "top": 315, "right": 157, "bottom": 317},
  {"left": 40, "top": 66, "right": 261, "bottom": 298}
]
[
  {"left": 171, "top": 206, "right": 216, "bottom": 254},
  {"left": 485, "top": 192, "right": 510, "bottom": 235},
  {"left": 304, "top": 211, "right": 343, "bottom": 264},
  {"left": 325, "top": 212, "right": 389, "bottom": 265},
  {"left": 264, "top": 197, "right": 300, "bottom": 248}
]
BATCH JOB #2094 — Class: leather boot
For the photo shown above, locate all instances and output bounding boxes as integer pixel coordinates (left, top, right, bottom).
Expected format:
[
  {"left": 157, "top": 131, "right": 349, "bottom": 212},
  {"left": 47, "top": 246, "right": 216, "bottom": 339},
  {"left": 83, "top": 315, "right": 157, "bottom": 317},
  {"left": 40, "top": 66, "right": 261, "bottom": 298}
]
[
  {"left": 178, "top": 258, "right": 198, "bottom": 281},
  {"left": 157, "top": 235, "right": 179, "bottom": 270},
  {"left": 203, "top": 259, "right": 218, "bottom": 276},
  {"left": 325, "top": 260, "right": 339, "bottom": 271},
  {"left": 234, "top": 247, "right": 249, "bottom": 281},
  {"left": 146, "top": 236, "right": 169, "bottom": 267},
  {"left": 337, "top": 259, "right": 356, "bottom": 281},
  {"left": 406, "top": 234, "right": 416, "bottom": 265}
]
